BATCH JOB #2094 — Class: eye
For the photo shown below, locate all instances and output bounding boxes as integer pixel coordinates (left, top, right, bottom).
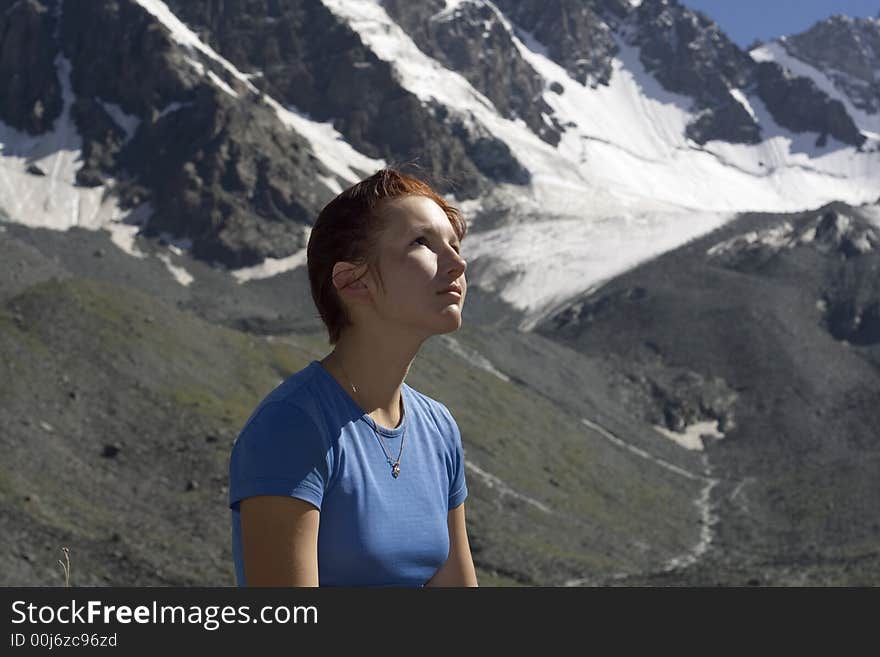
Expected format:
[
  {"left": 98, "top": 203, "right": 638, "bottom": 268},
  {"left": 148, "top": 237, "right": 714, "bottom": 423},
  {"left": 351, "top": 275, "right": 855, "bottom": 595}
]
[{"left": 413, "top": 236, "right": 461, "bottom": 254}]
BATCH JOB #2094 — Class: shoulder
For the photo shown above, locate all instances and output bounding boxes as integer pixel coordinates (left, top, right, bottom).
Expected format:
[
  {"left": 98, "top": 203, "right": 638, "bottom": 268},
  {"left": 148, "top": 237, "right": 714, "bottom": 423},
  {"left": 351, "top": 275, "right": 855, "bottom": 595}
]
[
  {"left": 239, "top": 362, "right": 323, "bottom": 428},
  {"left": 258, "top": 361, "right": 324, "bottom": 412},
  {"left": 229, "top": 376, "right": 332, "bottom": 483},
  {"left": 233, "top": 362, "right": 327, "bottom": 449},
  {"left": 404, "top": 383, "right": 460, "bottom": 440}
]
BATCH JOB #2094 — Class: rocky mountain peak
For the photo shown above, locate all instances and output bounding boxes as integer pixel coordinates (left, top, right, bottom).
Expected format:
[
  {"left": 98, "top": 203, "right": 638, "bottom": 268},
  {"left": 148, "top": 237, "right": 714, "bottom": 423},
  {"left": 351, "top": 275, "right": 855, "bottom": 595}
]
[
  {"left": 813, "top": 210, "right": 880, "bottom": 257},
  {"left": 706, "top": 208, "right": 880, "bottom": 268},
  {"left": 382, "top": 0, "right": 564, "bottom": 146},
  {"left": 625, "top": 0, "right": 760, "bottom": 144},
  {"left": 781, "top": 14, "right": 880, "bottom": 116},
  {"left": 0, "top": 0, "right": 876, "bottom": 271},
  {"left": 491, "top": 0, "right": 629, "bottom": 88}
]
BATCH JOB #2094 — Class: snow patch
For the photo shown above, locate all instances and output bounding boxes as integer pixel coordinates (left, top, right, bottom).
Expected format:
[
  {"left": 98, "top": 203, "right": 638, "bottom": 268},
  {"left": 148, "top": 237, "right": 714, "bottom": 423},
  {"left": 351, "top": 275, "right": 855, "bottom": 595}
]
[
  {"left": 267, "top": 102, "right": 384, "bottom": 188},
  {"left": 158, "top": 232, "right": 193, "bottom": 254},
  {"left": 107, "top": 203, "right": 150, "bottom": 258},
  {"left": 432, "top": 0, "right": 471, "bottom": 22},
  {"left": 0, "top": 56, "right": 146, "bottom": 258},
  {"left": 136, "top": 0, "right": 257, "bottom": 91},
  {"left": 231, "top": 245, "right": 309, "bottom": 283},
  {"left": 136, "top": 0, "right": 384, "bottom": 186},
  {"left": 97, "top": 101, "right": 141, "bottom": 141},
  {"left": 707, "top": 212, "right": 880, "bottom": 260},
  {"left": 156, "top": 102, "right": 188, "bottom": 120},
  {"left": 157, "top": 252, "right": 194, "bottom": 286},
  {"left": 206, "top": 71, "right": 239, "bottom": 98},
  {"left": 857, "top": 201, "right": 880, "bottom": 226},
  {"left": 707, "top": 221, "right": 797, "bottom": 256},
  {"left": 465, "top": 210, "right": 735, "bottom": 329},
  {"left": 465, "top": 460, "right": 553, "bottom": 514},
  {"left": 436, "top": 335, "right": 511, "bottom": 382},
  {"left": 729, "top": 88, "right": 757, "bottom": 122},
  {"left": 653, "top": 420, "right": 725, "bottom": 451}
]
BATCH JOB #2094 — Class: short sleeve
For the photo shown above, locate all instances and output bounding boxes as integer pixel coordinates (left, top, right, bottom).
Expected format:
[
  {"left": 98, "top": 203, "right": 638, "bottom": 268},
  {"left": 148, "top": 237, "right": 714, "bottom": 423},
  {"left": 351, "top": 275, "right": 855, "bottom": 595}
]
[
  {"left": 228, "top": 400, "right": 330, "bottom": 512},
  {"left": 447, "top": 410, "right": 468, "bottom": 510}
]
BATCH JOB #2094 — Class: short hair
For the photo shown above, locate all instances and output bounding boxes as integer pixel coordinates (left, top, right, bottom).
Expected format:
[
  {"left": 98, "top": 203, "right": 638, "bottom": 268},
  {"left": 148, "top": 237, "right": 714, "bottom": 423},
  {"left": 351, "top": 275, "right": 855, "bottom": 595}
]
[{"left": 307, "top": 167, "right": 468, "bottom": 345}]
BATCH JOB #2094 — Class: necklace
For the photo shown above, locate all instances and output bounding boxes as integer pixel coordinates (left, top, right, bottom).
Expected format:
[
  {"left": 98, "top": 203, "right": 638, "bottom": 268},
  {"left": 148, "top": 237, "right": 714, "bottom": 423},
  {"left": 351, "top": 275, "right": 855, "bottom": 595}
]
[{"left": 337, "top": 357, "right": 406, "bottom": 479}]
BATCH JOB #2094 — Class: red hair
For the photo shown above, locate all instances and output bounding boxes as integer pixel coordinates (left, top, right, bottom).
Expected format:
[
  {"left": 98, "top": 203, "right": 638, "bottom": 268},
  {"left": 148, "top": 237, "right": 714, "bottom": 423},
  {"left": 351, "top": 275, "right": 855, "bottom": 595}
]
[{"left": 307, "top": 168, "right": 468, "bottom": 345}]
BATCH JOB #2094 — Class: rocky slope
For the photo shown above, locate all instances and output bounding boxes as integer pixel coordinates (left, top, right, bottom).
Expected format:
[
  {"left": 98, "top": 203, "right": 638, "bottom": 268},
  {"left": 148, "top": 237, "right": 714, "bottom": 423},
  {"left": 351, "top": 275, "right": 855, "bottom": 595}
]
[
  {"left": 4, "top": 199, "right": 879, "bottom": 586},
  {"left": 1, "top": 222, "right": 708, "bottom": 586},
  {"left": 536, "top": 201, "right": 880, "bottom": 584},
  {"left": 783, "top": 15, "right": 880, "bottom": 118}
]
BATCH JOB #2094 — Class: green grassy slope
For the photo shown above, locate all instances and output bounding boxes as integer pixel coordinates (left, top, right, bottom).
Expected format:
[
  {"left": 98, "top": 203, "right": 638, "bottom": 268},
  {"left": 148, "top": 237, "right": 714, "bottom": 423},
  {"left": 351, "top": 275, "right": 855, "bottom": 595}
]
[{"left": 1, "top": 275, "right": 703, "bottom": 585}]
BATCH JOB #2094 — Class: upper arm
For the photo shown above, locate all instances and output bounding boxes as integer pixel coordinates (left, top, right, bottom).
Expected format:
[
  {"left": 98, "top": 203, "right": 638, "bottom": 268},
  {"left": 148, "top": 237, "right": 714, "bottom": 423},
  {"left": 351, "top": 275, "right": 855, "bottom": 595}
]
[
  {"left": 240, "top": 495, "right": 320, "bottom": 587},
  {"left": 229, "top": 400, "right": 330, "bottom": 586},
  {"left": 425, "top": 502, "right": 478, "bottom": 587},
  {"left": 425, "top": 404, "right": 475, "bottom": 586}
]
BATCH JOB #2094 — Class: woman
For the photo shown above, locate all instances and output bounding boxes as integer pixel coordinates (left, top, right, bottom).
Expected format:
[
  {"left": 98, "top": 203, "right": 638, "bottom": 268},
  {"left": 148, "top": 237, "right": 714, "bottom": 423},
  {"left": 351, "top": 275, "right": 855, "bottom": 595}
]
[{"left": 228, "top": 168, "right": 478, "bottom": 587}]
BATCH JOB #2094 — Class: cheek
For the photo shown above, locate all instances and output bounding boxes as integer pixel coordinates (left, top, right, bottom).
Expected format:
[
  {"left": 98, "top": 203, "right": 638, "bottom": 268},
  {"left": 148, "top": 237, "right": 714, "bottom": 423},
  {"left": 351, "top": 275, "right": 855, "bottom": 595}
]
[{"left": 410, "top": 252, "right": 441, "bottom": 276}]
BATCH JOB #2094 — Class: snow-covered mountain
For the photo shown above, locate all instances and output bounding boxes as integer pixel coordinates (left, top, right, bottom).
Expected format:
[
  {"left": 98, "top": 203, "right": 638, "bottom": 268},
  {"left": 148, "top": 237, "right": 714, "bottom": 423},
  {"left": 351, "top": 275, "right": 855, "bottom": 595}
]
[{"left": 1, "top": 0, "right": 879, "bottom": 327}]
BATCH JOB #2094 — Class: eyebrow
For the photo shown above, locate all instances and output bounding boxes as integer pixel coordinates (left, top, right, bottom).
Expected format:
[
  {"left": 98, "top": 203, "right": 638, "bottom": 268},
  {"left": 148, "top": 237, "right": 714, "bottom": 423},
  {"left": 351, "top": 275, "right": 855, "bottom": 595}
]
[{"left": 411, "top": 225, "right": 460, "bottom": 246}]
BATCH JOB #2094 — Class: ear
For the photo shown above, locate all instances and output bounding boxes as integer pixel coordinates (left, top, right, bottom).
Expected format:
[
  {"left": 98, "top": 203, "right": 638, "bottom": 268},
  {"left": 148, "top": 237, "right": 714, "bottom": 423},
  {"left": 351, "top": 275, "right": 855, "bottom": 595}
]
[{"left": 331, "top": 261, "right": 374, "bottom": 305}]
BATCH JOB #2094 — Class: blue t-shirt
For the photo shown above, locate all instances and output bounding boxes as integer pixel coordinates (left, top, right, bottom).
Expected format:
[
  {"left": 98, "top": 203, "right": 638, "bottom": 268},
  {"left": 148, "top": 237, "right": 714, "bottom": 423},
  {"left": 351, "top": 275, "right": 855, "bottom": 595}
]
[{"left": 228, "top": 360, "right": 468, "bottom": 587}]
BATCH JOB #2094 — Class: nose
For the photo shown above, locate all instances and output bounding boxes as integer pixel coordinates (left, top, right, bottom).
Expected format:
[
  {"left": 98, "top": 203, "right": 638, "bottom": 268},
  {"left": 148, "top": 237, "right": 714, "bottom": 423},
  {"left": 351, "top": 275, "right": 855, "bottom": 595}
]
[{"left": 447, "top": 247, "right": 467, "bottom": 278}]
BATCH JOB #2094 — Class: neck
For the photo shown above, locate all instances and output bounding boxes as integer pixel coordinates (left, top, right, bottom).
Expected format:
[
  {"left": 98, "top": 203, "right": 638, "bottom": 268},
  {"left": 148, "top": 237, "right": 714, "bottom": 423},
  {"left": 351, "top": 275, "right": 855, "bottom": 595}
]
[{"left": 320, "top": 324, "right": 423, "bottom": 429}]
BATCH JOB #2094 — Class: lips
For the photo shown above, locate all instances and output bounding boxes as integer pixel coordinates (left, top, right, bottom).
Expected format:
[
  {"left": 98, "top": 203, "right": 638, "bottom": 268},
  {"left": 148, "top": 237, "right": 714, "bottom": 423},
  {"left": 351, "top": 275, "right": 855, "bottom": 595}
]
[{"left": 438, "top": 283, "right": 462, "bottom": 295}]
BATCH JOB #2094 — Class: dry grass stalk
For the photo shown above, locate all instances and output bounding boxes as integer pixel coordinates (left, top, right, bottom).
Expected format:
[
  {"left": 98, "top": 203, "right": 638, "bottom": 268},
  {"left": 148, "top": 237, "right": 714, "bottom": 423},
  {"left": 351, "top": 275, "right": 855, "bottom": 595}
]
[{"left": 57, "top": 546, "right": 70, "bottom": 587}]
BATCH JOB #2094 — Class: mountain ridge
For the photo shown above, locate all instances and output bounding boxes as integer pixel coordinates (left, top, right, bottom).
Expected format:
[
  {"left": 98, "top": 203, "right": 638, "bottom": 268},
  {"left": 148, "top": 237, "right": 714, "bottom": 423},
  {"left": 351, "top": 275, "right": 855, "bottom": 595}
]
[{"left": 2, "top": 0, "right": 878, "bottom": 271}]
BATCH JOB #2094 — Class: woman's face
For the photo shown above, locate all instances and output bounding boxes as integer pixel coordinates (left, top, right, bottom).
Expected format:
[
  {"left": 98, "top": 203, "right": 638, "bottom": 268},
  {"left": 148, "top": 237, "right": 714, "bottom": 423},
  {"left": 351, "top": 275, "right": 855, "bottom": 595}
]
[{"left": 368, "top": 195, "right": 467, "bottom": 336}]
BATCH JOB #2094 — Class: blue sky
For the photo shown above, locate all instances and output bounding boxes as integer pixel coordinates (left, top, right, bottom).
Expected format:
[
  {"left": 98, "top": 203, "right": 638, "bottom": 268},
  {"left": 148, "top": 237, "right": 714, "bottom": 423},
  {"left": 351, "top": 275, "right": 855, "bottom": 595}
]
[{"left": 679, "top": 0, "right": 880, "bottom": 48}]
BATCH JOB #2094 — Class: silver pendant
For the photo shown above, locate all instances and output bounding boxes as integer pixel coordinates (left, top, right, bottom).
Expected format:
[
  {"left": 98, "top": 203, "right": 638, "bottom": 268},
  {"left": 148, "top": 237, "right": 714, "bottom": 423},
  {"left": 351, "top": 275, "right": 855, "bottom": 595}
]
[{"left": 392, "top": 463, "right": 400, "bottom": 478}]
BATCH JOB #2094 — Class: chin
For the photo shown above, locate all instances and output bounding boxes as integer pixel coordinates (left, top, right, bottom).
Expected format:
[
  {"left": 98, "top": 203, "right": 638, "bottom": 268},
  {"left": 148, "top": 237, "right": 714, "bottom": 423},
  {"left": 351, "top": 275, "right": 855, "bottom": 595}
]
[{"left": 436, "top": 314, "right": 463, "bottom": 334}]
